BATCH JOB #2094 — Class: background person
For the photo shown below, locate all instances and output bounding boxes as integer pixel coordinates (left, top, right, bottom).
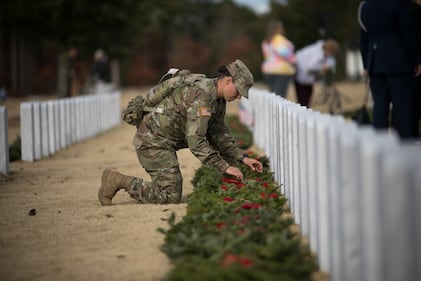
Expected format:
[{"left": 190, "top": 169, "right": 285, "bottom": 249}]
[
  {"left": 98, "top": 59, "right": 263, "bottom": 206},
  {"left": 359, "top": 0, "right": 421, "bottom": 139},
  {"left": 91, "top": 49, "right": 111, "bottom": 94},
  {"left": 66, "top": 47, "right": 85, "bottom": 97},
  {"left": 92, "top": 49, "right": 110, "bottom": 83},
  {"left": 293, "top": 39, "right": 339, "bottom": 107},
  {"left": 411, "top": 0, "right": 421, "bottom": 138},
  {"left": 261, "top": 20, "right": 296, "bottom": 98}
]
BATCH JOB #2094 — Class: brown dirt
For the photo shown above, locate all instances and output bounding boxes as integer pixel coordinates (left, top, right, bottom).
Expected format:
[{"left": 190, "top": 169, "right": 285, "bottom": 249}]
[{"left": 0, "top": 81, "right": 365, "bottom": 281}]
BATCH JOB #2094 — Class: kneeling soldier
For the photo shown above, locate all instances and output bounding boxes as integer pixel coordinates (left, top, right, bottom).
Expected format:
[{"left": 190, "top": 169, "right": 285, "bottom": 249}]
[{"left": 98, "top": 59, "right": 263, "bottom": 205}]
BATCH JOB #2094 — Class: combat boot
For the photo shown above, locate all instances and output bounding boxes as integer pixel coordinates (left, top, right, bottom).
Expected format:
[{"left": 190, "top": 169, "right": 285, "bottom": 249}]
[{"left": 98, "top": 169, "right": 135, "bottom": 206}]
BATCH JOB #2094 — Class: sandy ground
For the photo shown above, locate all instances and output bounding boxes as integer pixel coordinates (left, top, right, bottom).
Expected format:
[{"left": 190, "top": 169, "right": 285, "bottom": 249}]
[{"left": 0, "top": 81, "right": 365, "bottom": 281}]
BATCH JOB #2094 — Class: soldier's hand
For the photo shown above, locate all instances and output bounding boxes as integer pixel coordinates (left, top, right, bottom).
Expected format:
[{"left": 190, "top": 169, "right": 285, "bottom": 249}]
[
  {"left": 225, "top": 166, "right": 244, "bottom": 182},
  {"left": 242, "top": 157, "right": 263, "bottom": 173}
]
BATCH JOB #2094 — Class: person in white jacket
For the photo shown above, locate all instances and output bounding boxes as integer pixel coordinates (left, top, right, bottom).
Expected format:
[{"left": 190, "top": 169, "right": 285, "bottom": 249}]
[{"left": 293, "top": 39, "right": 339, "bottom": 107}]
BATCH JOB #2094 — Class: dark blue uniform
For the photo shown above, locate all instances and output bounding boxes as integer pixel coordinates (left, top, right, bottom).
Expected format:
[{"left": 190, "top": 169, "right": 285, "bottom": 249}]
[{"left": 359, "top": 0, "right": 421, "bottom": 138}]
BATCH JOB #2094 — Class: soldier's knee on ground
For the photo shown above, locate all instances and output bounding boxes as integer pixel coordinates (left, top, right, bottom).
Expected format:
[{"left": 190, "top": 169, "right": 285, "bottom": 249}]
[
  {"left": 127, "top": 167, "right": 183, "bottom": 204},
  {"left": 147, "top": 167, "right": 183, "bottom": 204},
  {"left": 141, "top": 184, "right": 181, "bottom": 204}
]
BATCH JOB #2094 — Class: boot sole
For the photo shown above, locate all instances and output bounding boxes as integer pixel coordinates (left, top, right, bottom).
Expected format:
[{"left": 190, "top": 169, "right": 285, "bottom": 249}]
[{"left": 98, "top": 169, "right": 112, "bottom": 206}]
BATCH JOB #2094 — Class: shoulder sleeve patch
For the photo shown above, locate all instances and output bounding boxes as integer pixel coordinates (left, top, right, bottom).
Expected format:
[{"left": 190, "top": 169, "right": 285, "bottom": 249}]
[{"left": 197, "top": 107, "right": 211, "bottom": 117}]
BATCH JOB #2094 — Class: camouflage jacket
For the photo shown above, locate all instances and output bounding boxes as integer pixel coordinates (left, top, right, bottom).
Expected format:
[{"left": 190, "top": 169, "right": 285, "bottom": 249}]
[{"left": 133, "top": 76, "right": 245, "bottom": 172}]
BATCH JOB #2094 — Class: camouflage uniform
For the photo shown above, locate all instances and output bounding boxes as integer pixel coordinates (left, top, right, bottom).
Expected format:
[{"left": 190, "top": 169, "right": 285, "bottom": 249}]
[
  {"left": 98, "top": 59, "right": 254, "bottom": 205},
  {"left": 129, "top": 74, "right": 249, "bottom": 203}
]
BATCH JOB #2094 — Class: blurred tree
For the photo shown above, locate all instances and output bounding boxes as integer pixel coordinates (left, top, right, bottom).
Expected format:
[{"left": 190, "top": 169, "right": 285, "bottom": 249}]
[
  {"left": 1, "top": 0, "right": 147, "bottom": 95},
  {"left": 0, "top": 0, "right": 361, "bottom": 95},
  {"left": 126, "top": 0, "right": 262, "bottom": 84}
]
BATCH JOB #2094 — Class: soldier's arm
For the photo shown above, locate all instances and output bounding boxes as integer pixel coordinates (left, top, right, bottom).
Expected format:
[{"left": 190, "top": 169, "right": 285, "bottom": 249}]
[
  {"left": 207, "top": 109, "right": 263, "bottom": 176},
  {"left": 185, "top": 98, "right": 231, "bottom": 173},
  {"left": 207, "top": 100, "right": 245, "bottom": 162}
]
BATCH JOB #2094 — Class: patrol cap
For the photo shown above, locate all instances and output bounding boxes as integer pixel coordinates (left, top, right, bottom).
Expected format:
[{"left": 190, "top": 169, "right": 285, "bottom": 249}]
[{"left": 226, "top": 59, "right": 254, "bottom": 98}]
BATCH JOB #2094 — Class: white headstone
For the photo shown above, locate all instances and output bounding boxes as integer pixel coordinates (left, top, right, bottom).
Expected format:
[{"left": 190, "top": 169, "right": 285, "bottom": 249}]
[
  {"left": 40, "top": 103, "right": 50, "bottom": 157},
  {"left": 20, "top": 103, "right": 34, "bottom": 162},
  {"left": 0, "top": 107, "right": 9, "bottom": 175}
]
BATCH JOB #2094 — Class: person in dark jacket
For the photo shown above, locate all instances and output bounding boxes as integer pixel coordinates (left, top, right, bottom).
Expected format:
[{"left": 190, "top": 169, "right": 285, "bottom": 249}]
[
  {"left": 359, "top": 0, "right": 421, "bottom": 138},
  {"left": 411, "top": 0, "right": 421, "bottom": 137}
]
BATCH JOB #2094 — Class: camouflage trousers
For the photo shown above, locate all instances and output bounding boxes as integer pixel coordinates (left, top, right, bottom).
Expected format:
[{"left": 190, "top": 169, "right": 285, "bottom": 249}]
[{"left": 126, "top": 144, "right": 183, "bottom": 204}]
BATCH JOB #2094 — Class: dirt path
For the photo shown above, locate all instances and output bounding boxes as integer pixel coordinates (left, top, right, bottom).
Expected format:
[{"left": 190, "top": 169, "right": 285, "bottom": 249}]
[
  {"left": 0, "top": 82, "right": 365, "bottom": 281},
  {"left": 0, "top": 88, "right": 203, "bottom": 281}
]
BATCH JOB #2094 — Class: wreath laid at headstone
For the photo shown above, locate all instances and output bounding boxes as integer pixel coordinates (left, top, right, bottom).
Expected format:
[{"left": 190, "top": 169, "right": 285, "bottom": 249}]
[{"left": 158, "top": 115, "right": 319, "bottom": 281}]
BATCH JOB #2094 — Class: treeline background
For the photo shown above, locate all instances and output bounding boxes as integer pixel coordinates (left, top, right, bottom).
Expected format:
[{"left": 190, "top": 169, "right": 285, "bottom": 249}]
[{"left": 0, "top": 0, "right": 360, "bottom": 97}]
